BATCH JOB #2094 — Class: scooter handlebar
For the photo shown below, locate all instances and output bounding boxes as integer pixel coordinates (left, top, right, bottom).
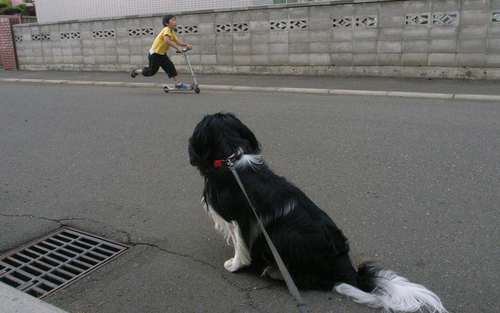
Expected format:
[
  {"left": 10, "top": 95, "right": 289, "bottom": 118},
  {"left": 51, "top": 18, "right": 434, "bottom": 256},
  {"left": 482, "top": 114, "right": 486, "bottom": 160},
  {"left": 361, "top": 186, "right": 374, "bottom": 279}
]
[{"left": 176, "top": 47, "right": 191, "bottom": 54}]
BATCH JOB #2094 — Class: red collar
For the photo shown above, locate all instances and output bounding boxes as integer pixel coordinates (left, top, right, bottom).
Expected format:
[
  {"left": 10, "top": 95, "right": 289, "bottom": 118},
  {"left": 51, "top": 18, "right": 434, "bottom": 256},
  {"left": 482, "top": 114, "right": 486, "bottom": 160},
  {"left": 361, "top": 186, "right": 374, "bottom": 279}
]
[
  {"left": 213, "top": 151, "right": 245, "bottom": 168},
  {"left": 213, "top": 158, "right": 234, "bottom": 168}
]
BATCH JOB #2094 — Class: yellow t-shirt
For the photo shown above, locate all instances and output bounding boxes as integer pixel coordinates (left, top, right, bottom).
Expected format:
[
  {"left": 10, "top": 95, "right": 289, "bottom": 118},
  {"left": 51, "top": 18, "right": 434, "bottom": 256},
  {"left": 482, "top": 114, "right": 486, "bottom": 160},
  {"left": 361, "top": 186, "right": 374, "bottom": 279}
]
[{"left": 150, "top": 27, "right": 178, "bottom": 55}]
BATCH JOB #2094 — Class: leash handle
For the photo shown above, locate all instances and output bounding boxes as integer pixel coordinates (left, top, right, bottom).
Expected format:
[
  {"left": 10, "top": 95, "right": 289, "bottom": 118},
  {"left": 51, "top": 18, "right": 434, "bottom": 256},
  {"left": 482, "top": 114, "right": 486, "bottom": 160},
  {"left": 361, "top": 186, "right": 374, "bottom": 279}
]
[{"left": 229, "top": 166, "right": 309, "bottom": 313}]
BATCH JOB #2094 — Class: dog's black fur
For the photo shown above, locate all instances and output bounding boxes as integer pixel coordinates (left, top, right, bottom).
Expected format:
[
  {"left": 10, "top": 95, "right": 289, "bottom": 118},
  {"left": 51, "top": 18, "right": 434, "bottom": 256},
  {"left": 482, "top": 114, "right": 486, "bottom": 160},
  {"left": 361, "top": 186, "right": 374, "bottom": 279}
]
[{"left": 188, "top": 113, "right": 446, "bottom": 312}]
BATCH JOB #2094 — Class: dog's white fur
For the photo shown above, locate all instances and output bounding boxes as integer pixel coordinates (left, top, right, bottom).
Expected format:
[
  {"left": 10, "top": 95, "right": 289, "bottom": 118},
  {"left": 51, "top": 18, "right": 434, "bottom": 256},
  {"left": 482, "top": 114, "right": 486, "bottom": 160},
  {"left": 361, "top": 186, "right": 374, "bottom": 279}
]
[
  {"left": 203, "top": 199, "right": 250, "bottom": 272},
  {"left": 335, "top": 271, "right": 447, "bottom": 313}
]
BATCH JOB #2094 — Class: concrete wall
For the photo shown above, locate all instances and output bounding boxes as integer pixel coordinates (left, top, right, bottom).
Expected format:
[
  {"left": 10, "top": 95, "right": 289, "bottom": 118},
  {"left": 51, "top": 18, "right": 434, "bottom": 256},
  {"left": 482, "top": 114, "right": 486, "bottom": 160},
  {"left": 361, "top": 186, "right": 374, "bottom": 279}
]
[
  {"left": 35, "top": 0, "right": 273, "bottom": 24},
  {"left": 12, "top": 0, "right": 500, "bottom": 79}
]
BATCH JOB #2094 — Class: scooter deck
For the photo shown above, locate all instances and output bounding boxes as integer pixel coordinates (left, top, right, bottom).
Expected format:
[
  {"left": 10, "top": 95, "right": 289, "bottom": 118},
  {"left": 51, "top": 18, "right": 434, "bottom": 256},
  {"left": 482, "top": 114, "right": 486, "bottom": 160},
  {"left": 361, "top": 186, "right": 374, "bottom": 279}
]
[{"left": 163, "top": 84, "right": 200, "bottom": 93}]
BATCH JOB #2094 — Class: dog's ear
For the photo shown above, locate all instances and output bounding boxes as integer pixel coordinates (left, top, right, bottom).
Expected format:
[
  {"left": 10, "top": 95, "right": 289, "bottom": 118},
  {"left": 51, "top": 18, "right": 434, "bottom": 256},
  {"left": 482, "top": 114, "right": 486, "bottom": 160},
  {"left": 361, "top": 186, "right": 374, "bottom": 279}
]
[
  {"left": 188, "top": 115, "right": 213, "bottom": 169},
  {"left": 222, "top": 113, "right": 261, "bottom": 154}
]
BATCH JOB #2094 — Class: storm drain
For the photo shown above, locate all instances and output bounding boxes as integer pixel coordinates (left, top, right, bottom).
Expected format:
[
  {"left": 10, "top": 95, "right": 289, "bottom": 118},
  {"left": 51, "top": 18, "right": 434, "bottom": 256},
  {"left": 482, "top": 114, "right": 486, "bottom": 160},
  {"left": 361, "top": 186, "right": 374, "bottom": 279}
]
[{"left": 0, "top": 227, "right": 130, "bottom": 298}]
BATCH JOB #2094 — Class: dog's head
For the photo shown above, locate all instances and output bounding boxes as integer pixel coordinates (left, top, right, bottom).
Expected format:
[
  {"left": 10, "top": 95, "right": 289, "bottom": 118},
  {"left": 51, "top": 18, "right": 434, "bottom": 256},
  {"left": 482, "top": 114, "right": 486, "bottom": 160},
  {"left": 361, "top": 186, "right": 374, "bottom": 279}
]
[{"left": 188, "top": 113, "right": 261, "bottom": 175}]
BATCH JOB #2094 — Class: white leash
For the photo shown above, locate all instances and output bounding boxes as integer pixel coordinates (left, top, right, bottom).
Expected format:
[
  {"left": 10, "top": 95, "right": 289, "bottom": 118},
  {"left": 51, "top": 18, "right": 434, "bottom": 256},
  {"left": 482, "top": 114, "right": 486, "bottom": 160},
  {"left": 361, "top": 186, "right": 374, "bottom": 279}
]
[{"left": 228, "top": 164, "right": 309, "bottom": 313}]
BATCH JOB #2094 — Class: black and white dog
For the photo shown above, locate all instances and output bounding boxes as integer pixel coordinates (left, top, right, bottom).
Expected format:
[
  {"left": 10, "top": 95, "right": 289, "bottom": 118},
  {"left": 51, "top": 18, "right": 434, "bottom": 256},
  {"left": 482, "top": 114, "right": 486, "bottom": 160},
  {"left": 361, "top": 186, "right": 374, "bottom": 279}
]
[{"left": 188, "top": 113, "right": 446, "bottom": 313}]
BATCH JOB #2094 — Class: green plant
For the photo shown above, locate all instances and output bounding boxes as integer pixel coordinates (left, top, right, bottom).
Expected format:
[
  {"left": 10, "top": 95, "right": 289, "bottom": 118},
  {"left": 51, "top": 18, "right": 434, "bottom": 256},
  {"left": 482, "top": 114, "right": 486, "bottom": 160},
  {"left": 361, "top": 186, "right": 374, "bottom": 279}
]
[
  {"left": 0, "top": 0, "right": 12, "bottom": 9},
  {"left": 0, "top": 0, "right": 27, "bottom": 15}
]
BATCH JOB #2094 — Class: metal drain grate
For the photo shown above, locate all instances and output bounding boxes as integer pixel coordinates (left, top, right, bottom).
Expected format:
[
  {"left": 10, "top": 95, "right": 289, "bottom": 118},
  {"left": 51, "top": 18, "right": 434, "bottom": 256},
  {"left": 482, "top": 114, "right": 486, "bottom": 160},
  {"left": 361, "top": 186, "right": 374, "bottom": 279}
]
[{"left": 0, "top": 227, "right": 130, "bottom": 298}]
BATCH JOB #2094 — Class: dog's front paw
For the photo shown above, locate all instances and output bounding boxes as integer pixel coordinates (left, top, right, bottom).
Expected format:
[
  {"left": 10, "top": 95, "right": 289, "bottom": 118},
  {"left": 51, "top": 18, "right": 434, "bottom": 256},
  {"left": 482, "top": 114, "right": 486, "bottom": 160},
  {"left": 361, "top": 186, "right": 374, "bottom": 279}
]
[{"left": 224, "top": 258, "right": 244, "bottom": 272}]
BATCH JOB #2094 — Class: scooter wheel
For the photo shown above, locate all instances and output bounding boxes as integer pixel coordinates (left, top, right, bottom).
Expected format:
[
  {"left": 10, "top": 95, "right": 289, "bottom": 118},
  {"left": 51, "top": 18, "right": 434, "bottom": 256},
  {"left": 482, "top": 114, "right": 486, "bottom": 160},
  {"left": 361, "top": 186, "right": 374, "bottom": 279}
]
[
  {"left": 194, "top": 86, "right": 200, "bottom": 94},
  {"left": 163, "top": 86, "right": 169, "bottom": 93}
]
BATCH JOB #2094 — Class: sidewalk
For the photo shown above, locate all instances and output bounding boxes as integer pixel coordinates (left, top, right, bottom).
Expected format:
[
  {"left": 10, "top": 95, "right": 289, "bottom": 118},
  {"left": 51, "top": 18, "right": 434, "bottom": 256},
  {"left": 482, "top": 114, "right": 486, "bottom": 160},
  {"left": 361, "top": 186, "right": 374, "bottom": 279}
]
[
  {"left": 1, "top": 68, "right": 500, "bottom": 101},
  {"left": 0, "top": 283, "right": 69, "bottom": 313}
]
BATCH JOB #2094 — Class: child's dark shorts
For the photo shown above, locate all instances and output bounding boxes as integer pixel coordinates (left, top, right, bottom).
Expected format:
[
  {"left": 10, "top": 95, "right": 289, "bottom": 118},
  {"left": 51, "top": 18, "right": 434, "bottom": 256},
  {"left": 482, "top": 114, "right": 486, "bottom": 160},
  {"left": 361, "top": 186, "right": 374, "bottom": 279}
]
[{"left": 142, "top": 52, "right": 178, "bottom": 78}]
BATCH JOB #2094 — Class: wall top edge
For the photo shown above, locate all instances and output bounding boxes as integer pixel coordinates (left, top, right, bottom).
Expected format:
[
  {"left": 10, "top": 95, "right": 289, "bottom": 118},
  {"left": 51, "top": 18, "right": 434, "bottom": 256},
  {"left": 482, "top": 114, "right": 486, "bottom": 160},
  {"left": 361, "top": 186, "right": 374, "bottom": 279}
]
[{"left": 12, "top": 0, "right": 403, "bottom": 27}]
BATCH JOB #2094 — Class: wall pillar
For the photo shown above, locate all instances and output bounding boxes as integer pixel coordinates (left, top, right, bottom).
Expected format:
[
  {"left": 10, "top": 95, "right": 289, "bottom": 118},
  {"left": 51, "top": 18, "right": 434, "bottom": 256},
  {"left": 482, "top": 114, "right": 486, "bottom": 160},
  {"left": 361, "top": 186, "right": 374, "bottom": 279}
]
[{"left": 0, "top": 17, "right": 20, "bottom": 70}]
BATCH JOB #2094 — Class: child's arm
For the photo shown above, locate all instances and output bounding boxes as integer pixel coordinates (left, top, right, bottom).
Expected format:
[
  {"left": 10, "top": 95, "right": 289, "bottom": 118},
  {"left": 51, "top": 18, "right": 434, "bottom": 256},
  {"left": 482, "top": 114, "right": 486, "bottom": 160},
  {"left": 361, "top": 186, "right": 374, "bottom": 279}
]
[
  {"left": 174, "top": 39, "right": 193, "bottom": 50},
  {"left": 164, "top": 35, "right": 192, "bottom": 51}
]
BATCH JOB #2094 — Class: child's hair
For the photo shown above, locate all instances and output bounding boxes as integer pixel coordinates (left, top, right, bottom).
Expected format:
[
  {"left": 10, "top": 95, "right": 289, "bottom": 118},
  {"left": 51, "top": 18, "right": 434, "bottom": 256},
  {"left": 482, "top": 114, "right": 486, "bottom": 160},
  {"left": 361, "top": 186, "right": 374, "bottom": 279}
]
[{"left": 162, "top": 14, "right": 176, "bottom": 26}]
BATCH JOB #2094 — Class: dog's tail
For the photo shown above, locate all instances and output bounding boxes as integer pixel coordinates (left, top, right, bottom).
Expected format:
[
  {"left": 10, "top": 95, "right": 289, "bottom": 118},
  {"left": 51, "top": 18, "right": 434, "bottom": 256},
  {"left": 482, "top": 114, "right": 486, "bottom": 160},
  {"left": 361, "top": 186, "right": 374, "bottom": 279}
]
[{"left": 334, "top": 262, "right": 447, "bottom": 313}]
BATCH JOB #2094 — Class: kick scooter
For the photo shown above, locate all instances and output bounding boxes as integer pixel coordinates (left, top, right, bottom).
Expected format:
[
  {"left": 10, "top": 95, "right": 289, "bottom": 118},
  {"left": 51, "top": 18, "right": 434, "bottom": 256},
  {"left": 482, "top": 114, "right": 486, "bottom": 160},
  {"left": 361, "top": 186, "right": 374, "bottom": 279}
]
[{"left": 163, "top": 47, "right": 200, "bottom": 94}]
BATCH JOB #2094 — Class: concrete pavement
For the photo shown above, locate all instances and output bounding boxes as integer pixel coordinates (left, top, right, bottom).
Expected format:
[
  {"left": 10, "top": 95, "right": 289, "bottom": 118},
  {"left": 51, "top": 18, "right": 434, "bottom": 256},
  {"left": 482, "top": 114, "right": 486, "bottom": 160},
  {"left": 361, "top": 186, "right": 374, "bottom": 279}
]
[
  {"left": 0, "top": 283, "right": 69, "bottom": 313},
  {"left": 1, "top": 68, "right": 500, "bottom": 101},
  {"left": 0, "top": 68, "right": 499, "bottom": 313}
]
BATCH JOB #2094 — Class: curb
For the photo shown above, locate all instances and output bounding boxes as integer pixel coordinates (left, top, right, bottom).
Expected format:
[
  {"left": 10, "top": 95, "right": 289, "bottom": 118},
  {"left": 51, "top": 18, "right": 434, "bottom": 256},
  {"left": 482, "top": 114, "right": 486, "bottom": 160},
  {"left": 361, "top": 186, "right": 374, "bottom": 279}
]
[
  {"left": 453, "top": 94, "right": 500, "bottom": 101},
  {"left": 2, "top": 78, "right": 500, "bottom": 101},
  {"left": 387, "top": 91, "right": 454, "bottom": 100},
  {"left": 0, "top": 282, "right": 70, "bottom": 313},
  {"left": 329, "top": 89, "right": 388, "bottom": 97}
]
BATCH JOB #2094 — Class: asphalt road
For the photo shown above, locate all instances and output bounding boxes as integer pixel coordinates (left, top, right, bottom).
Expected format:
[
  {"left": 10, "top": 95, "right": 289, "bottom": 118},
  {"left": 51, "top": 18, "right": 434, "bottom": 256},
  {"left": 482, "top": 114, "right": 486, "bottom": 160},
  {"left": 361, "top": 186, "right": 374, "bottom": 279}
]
[{"left": 1, "top": 82, "right": 499, "bottom": 312}]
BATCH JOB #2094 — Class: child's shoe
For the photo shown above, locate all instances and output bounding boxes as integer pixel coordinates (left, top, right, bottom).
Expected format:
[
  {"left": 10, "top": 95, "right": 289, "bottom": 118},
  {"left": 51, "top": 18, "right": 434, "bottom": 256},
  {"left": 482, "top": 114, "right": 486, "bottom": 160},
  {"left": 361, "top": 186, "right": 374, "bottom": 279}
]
[
  {"left": 175, "top": 82, "right": 188, "bottom": 89},
  {"left": 130, "top": 68, "right": 137, "bottom": 78}
]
